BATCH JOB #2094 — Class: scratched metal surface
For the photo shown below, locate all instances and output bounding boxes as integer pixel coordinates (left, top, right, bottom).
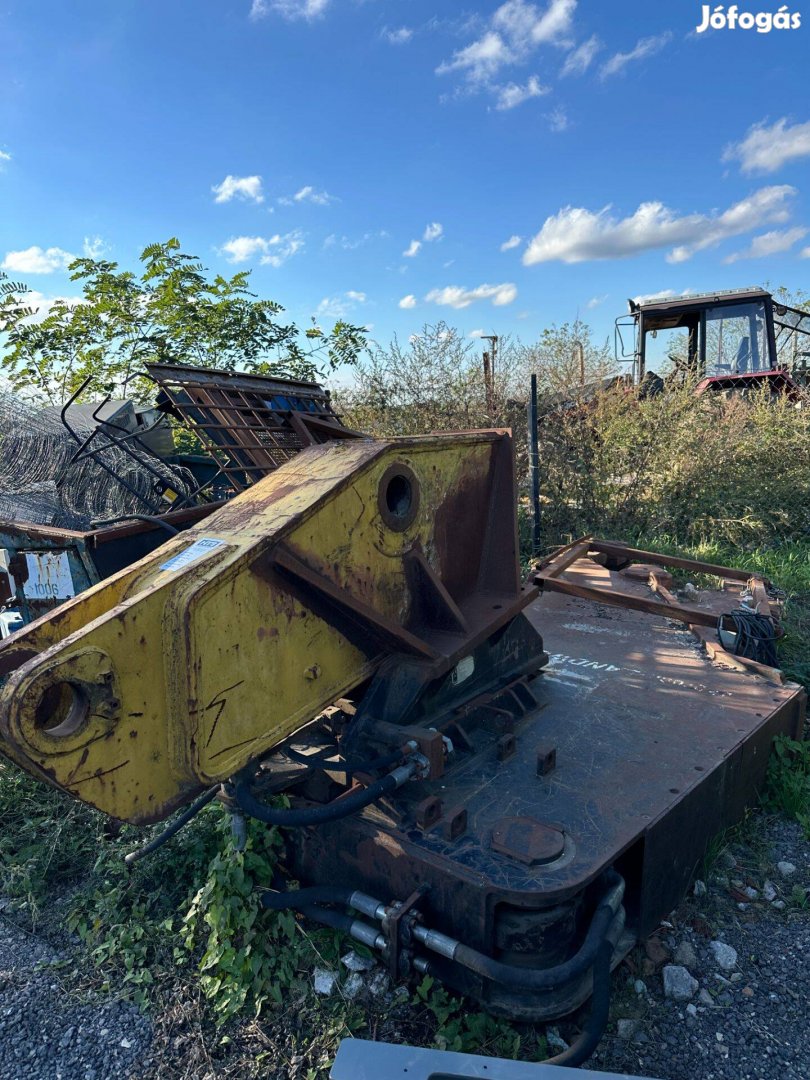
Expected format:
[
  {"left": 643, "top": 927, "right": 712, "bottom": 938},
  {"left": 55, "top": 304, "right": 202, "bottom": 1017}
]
[
  {"left": 304, "top": 561, "right": 803, "bottom": 913},
  {"left": 330, "top": 1038, "right": 662, "bottom": 1079}
]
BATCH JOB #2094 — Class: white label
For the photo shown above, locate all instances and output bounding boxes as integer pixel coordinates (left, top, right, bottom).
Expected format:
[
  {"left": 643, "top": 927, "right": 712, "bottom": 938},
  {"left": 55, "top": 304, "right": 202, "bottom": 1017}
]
[
  {"left": 451, "top": 655, "right": 475, "bottom": 685},
  {"left": 22, "top": 551, "right": 75, "bottom": 600},
  {"left": 159, "top": 537, "right": 226, "bottom": 573}
]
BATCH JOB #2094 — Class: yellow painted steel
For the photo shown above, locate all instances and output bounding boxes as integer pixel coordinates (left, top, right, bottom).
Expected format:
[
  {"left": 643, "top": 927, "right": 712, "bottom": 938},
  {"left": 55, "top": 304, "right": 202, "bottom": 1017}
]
[{"left": 0, "top": 433, "right": 508, "bottom": 824}]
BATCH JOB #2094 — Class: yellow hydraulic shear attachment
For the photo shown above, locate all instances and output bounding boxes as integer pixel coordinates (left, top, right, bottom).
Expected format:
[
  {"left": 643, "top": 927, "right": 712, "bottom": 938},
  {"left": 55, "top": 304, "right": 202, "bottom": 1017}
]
[{"left": 0, "top": 432, "right": 534, "bottom": 823}]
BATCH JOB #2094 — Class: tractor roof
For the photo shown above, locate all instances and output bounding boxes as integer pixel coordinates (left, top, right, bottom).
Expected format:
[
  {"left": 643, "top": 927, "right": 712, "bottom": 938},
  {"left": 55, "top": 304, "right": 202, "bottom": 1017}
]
[{"left": 629, "top": 287, "right": 770, "bottom": 316}]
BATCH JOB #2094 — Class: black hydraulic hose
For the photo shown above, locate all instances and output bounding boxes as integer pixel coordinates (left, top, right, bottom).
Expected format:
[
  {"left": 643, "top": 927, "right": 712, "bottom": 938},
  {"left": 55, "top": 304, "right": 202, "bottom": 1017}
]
[
  {"left": 124, "top": 785, "right": 220, "bottom": 866},
  {"left": 232, "top": 760, "right": 417, "bottom": 827},
  {"left": 445, "top": 869, "right": 622, "bottom": 991},
  {"left": 261, "top": 885, "right": 358, "bottom": 912},
  {"left": 542, "top": 937, "right": 613, "bottom": 1068},
  {"left": 262, "top": 896, "right": 386, "bottom": 952},
  {"left": 282, "top": 746, "right": 404, "bottom": 777}
]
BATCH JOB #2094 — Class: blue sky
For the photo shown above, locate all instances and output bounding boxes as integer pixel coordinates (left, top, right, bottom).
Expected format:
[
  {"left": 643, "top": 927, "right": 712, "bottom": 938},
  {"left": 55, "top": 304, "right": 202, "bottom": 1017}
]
[{"left": 2, "top": 0, "right": 809, "bottom": 366}]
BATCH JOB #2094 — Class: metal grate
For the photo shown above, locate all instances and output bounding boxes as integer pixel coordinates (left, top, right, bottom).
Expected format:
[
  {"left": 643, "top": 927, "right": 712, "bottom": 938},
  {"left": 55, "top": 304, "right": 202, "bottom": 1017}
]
[{"left": 147, "top": 363, "right": 362, "bottom": 491}]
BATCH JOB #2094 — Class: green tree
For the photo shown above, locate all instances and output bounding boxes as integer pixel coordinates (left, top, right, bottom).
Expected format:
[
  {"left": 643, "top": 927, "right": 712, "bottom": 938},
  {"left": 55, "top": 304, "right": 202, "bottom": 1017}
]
[{"left": 0, "top": 238, "right": 366, "bottom": 404}]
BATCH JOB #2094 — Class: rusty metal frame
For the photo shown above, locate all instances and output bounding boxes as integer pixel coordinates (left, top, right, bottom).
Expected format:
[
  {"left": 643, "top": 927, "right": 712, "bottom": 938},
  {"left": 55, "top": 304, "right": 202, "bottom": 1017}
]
[
  {"left": 534, "top": 537, "right": 767, "bottom": 627},
  {"left": 533, "top": 537, "right": 786, "bottom": 681},
  {"left": 146, "top": 362, "right": 363, "bottom": 492}
]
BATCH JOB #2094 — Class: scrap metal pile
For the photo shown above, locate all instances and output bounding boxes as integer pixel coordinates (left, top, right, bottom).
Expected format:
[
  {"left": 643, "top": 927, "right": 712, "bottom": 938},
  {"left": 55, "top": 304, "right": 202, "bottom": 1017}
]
[{"left": 0, "top": 389, "right": 195, "bottom": 530}]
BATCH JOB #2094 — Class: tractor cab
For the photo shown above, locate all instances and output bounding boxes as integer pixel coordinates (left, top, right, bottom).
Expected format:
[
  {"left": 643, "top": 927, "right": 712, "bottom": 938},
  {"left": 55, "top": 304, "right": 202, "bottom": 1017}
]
[{"left": 616, "top": 287, "right": 810, "bottom": 398}]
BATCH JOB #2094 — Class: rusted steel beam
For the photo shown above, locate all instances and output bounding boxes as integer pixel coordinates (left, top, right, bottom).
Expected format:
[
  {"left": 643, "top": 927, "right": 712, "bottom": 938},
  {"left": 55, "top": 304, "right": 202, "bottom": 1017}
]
[
  {"left": 588, "top": 540, "right": 757, "bottom": 584},
  {"left": 536, "top": 541, "right": 592, "bottom": 580},
  {"left": 534, "top": 535, "right": 593, "bottom": 572},
  {"left": 535, "top": 574, "right": 720, "bottom": 629}
]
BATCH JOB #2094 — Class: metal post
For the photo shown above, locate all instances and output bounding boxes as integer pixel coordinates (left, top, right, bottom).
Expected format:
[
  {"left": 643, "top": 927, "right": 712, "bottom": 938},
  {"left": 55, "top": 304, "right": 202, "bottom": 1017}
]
[{"left": 528, "top": 374, "right": 541, "bottom": 556}]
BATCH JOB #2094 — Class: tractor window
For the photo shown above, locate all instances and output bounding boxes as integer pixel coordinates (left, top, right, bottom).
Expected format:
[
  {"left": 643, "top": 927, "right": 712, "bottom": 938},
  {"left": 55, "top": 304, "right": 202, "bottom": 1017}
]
[{"left": 704, "top": 302, "right": 768, "bottom": 375}]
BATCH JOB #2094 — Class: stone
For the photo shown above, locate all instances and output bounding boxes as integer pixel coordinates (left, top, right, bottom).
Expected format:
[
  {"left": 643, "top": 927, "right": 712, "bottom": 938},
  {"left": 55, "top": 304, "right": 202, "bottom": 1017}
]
[
  {"left": 763, "top": 881, "right": 778, "bottom": 902},
  {"left": 343, "top": 972, "right": 365, "bottom": 1000},
  {"left": 686, "top": 1004, "right": 698, "bottom": 1018},
  {"left": 709, "top": 941, "right": 738, "bottom": 972},
  {"left": 662, "top": 965, "right": 699, "bottom": 1001},
  {"left": 777, "top": 861, "right": 797, "bottom": 878},
  {"left": 341, "top": 950, "right": 375, "bottom": 973},
  {"left": 368, "top": 971, "right": 390, "bottom": 998},
  {"left": 314, "top": 968, "right": 338, "bottom": 995},
  {"left": 717, "top": 850, "right": 737, "bottom": 871},
  {"left": 674, "top": 941, "right": 697, "bottom": 968},
  {"left": 699, "top": 988, "right": 715, "bottom": 1006},
  {"left": 693, "top": 879, "right": 707, "bottom": 897},
  {"left": 616, "top": 1019, "right": 639, "bottom": 1040},
  {"left": 546, "top": 1028, "right": 569, "bottom": 1053},
  {"left": 634, "top": 979, "right": 647, "bottom": 996},
  {"left": 772, "top": 899, "right": 787, "bottom": 911},
  {"left": 742, "top": 886, "right": 759, "bottom": 900}
]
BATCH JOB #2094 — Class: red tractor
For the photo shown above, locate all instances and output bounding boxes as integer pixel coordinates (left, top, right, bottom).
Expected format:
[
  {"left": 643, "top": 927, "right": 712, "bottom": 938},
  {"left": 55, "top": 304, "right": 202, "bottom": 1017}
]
[{"left": 617, "top": 287, "right": 810, "bottom": 399}]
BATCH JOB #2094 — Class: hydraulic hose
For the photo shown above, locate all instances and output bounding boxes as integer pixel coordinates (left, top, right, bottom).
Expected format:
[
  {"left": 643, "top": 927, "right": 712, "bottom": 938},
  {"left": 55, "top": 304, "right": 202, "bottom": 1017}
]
[
  {"left": 261, "top": 884, "right": 386, "bottom": 922},
  {"left": 263, "top": 872, "right": 624, "bottom": 1068},
  {"left": 232, "top": 760, "right": 418, "bottom": 827},
  {"left": 415, "top": 869, "right": 624, "bottom": 992},
  {"left": 262, "top": 895, "right": 386, "bottom": 951},
  {"left": 124, "top": 784, "right": 220, "bottom": 866},
  {"left": 542, "top": 936, "right": 614, "bottom": 1067},
  {"left": 282, "top": 746, "right": 406, "bottom": 777}
]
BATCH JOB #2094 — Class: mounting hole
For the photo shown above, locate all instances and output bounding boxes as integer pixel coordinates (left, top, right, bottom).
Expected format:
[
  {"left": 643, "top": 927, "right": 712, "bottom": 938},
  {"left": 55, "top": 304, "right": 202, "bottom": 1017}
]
[
  {"left": 378, "top": 463, "right": 420, "bottom": 532},
  {"left": 34, "top": 682, "right": 89, "bottom": 738},
  {"left": 386, "top": 474, "right": 412, "bottom": 518}
]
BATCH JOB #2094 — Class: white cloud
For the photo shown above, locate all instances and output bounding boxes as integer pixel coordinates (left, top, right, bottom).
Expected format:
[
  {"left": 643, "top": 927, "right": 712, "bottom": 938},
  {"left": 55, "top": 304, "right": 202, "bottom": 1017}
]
[
  {"left": 468, "top": 328, "right": 486, "bottom": 338},
  {"left": 425, "top": 282, "right": 518, "bottom": 309},
  {"left": 586, "top": 294, "right": 607, "bottom": 308},
  {"left": 383, "top": 26, "right": 413, "bottom": 44},
  {"left": 323, "top": 230, "right": 388, "bottom": 250},
  {"left": 723, "top": 118, "right": 810, "bottom": 175},
  {"left": 523, "top": 186, "right": 796, "bottom": 265},
  {"left": 423, "top": 222, "right": 443, "bottom": 242},
  {"left": 1, "top": 246, "right": 75, "bottom": 274},
  {"left": 495, "top": 75, "right": 548, "bottom": 110},
  {"left": 437, "top": 0, "right": 576, "bottom": 98},
  {"left": 437, "top": 30, "right": 513, "bottom": 84},
  {"left": 279, "top": 185, "right": 336, "bottom": 207},
  {"left": 403, "top": 240, "right": 422, "bottom": 258},
  {"left": 801, "top": 247, "right": 810, "bottom": 259},
  {"left": 500, "top": 234, "right": 522, "bottom": 251},
  {"left": 599, "top": 33, "right": 672, "bottom": 79},
  {"left": 82, "top": 236, "right": 108, "bottom": 259},
  {"left": 219, "top": 231, "right": 304, "bottom": 267},
  {"left": 547, "top": 105, "right": 569, "bottom": 132},
  {"left": 316, "top": 290, "right": 367, "bottom": 318},
  {"left": 561, "top": 34, "right": 600, "bottom": 76},
  {"left": 399, "top": 294, "right": 418, "bottom": 309},
  {"left": 250, "top": 0, "right": 329, "bottom": 20},
  {"left": 724, "top": 226, "right": 809, "bottom": 264},
  {"left": 212, "top": 174, "right": 264, "bottom": 204},
  {"left": 0, "top": 150, "right": 11, "bottom": 167},
  {"left": 9, "top": 290, "right": 85, "bottom": 324}
]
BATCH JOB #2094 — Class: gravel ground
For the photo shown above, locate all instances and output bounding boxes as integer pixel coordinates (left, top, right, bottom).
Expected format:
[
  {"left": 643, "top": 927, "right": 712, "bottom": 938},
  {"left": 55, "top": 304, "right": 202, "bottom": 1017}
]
[
  {"left": 0, "top": 916, "right": 151, "bottom": 1079},
  {"left": 1, "top": 814, "right": 808, "bottom": 1080},
  {"left": 587, "top": 816, "right": 810, "bottom": 1080}
]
